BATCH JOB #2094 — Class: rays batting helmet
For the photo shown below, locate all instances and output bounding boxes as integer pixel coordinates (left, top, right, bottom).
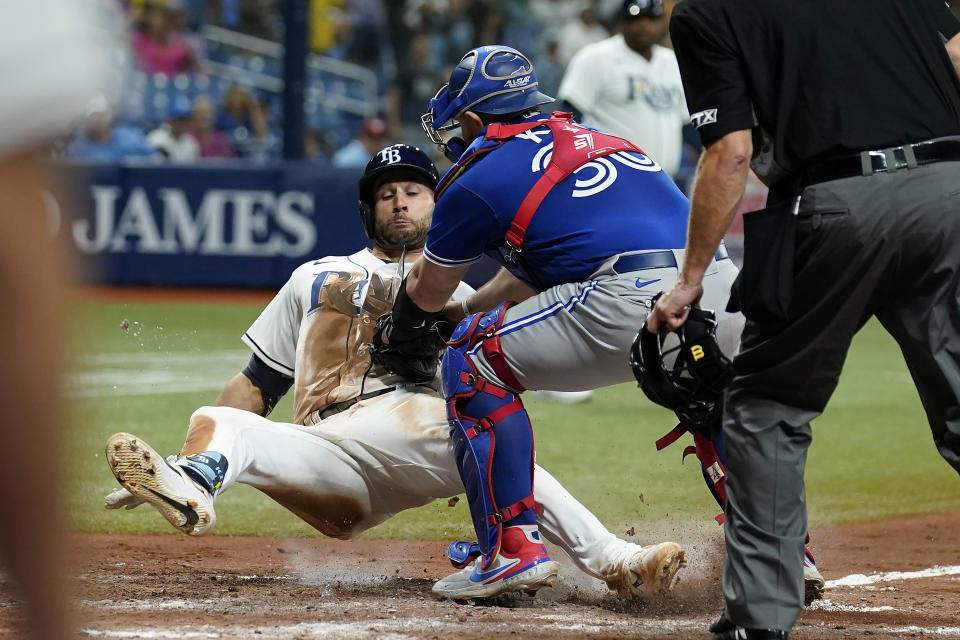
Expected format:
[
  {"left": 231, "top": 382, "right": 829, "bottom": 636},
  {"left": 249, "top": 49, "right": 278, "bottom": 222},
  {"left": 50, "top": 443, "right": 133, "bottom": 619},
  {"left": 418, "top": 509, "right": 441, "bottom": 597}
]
[
  {"left": 356, "top": 143, "right": 439, "bottom": 241},
  {"left": 421, "top": 45, "right": 554, "bottom": 160},
  {"left": 630, "top": 306, "right": 733, "bottom": 430}
]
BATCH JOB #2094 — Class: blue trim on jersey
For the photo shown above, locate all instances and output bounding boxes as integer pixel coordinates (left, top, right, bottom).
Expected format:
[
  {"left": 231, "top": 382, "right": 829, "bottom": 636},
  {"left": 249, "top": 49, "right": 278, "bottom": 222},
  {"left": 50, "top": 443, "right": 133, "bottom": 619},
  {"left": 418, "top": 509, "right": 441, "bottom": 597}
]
[
  {"left": 243, "top": 332, "right": 295, "bottom": 376},
  {"left": 423, "top": 246, "right": 483, "bottom": 267},
  {"left": 346, "top": 253, "right": 373, "bottom": 276},
  {"left": 466, "top": 281, "right": 600, "bottom": 358}
]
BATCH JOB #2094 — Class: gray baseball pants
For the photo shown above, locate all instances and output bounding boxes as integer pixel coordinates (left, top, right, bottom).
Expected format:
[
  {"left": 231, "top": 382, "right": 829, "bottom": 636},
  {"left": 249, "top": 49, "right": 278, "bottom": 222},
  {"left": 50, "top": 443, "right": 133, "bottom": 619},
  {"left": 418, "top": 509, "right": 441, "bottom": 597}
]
[
  {"left": 470, "top": 250, "right": 742, "bottom": 391},
  {"left": 722, "top": 159, "right": 960, "bottom": 631}
]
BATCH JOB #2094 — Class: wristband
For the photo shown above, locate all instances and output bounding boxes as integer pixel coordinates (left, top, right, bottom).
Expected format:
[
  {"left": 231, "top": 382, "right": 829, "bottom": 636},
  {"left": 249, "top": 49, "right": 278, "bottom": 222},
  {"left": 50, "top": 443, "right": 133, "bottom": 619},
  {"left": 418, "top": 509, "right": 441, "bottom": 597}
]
[{"left": 391, "top": 279, "right": 439, "bottom": 342}]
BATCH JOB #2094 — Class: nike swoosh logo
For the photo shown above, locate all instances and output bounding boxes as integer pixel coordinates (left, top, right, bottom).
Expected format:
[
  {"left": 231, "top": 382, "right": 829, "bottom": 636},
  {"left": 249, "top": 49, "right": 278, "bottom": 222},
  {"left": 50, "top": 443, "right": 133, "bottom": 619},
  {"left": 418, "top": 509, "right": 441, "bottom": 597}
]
[
  {"left": 635, "top": 278, "right": 662, "bottom": 289},
  {"left": 471, "top": 558, "right": 519, "bottom": 583},
  {"left": 145, "top": 486, "right": 199, "bottom": 527}
]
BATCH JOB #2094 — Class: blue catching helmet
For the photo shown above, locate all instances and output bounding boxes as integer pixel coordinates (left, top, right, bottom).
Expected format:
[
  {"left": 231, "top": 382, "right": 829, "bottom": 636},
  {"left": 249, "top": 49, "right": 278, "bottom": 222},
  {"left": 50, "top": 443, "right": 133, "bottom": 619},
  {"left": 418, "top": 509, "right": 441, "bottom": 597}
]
[
  {"left": 421, "top": 45, "right": 554, "bottom": 161},
  {"left": 356, "top": 143, "right": 439, "bottom": 241}
]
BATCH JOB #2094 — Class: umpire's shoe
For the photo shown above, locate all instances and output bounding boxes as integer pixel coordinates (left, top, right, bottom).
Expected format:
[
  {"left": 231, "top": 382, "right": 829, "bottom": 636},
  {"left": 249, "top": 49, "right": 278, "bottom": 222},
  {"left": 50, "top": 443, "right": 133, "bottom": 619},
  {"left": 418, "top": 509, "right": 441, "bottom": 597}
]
[
  {"left": 710, "top": 610, "right": 789, "bottom": 639},
  {"left": 605, "top": 541, "right": 686, "bottom": 598},
  {"left": 432, "top": 524, "right": 560, "bottom": 601},
  {"left": 105, "top": 432, "right": 216, "bottom": 535}
]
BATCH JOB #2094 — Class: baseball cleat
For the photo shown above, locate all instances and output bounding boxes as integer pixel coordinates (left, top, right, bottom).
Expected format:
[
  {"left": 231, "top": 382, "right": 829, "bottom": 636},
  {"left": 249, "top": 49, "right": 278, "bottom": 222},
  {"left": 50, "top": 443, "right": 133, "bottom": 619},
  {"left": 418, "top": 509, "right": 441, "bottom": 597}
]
[
  {"left": 803, "top": 547, "right": 825, "bottom": 604},
  {"left": 605, "top": 541, "right": 686, "bottom": 598},
  {"left": 104, "top": 454, "right": 180, "bottom": 510},
  {"left": 432, "top": 525, "right": 560, "bottom": 601},
  {"left": 105, "top": 432, "right": 216, "bottom": 535}
]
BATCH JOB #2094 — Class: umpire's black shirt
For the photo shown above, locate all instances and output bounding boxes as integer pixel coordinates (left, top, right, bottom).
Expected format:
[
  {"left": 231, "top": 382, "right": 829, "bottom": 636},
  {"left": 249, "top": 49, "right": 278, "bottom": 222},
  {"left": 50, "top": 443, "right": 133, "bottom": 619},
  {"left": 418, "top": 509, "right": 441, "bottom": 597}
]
[{"left": 670, "top": 0, "right": 960, "bottom": 178}]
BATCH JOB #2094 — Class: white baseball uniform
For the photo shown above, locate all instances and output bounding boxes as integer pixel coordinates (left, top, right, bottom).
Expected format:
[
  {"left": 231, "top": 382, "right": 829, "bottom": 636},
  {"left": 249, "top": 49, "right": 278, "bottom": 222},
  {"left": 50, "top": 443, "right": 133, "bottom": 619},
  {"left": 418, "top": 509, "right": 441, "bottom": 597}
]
[
  {"left": 175, "top": 248, "right": 647, "bottom": 585},
  {"left": 558, "top": 35, "right": 688, "bottom": 177}
]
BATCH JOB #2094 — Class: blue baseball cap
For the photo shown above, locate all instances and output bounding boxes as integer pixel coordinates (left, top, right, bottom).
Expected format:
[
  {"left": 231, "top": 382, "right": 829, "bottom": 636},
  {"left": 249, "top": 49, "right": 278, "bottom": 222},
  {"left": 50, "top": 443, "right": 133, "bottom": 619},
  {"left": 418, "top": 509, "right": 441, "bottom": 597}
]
[{"left": 167, "top": 95, "right": 193, "bottom": 119}]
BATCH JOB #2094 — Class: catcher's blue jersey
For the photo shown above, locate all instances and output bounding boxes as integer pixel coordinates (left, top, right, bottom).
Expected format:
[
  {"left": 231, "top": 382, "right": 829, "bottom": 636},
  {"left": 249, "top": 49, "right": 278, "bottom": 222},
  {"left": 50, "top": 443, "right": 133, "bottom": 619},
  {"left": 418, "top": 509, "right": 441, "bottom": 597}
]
[{"left": 423, "top": 113, "right": 690, "bottom": 290}]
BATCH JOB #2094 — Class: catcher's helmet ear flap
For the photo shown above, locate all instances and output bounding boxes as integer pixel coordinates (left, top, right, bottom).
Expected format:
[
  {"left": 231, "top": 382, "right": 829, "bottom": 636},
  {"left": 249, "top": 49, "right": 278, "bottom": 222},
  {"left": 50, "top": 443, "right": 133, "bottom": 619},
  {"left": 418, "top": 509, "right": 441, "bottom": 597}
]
[
  {"left": 356, "top": 144, "right": 439, "bottom": 241},
  {"left": 630, "top": 307, "right": 733, "bottom": 428}
]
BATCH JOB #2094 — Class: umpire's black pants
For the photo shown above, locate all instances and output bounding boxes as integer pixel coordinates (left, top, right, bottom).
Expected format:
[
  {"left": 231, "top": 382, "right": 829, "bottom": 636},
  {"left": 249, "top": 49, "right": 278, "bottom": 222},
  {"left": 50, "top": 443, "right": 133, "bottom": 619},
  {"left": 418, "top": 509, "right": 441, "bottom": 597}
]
[{"left": 721, "top": 158, "right": 960, "bottom": 631}]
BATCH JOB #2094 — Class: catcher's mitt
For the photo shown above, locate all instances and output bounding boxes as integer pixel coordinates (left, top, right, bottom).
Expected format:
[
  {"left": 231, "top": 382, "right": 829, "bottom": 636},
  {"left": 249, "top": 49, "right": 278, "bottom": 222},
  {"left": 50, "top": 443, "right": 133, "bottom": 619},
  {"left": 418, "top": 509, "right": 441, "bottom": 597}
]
[{"left": 371, "top": 312, "right": 446, "bottom": 384}]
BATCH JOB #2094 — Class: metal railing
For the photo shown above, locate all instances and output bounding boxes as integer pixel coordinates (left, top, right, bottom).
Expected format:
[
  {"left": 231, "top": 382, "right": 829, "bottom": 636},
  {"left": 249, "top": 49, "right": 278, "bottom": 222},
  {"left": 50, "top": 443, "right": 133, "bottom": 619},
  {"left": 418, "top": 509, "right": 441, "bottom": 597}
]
[{"left": 202, "top": 25, "right": 377, "bottom": 118}]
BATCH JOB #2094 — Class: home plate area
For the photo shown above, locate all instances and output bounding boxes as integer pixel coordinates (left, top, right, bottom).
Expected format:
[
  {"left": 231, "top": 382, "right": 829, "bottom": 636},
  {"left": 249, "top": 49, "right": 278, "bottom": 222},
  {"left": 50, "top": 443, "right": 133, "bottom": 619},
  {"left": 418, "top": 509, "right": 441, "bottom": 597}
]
[{"left": 1, "top": 511, "right": 955, "bottom": 639}]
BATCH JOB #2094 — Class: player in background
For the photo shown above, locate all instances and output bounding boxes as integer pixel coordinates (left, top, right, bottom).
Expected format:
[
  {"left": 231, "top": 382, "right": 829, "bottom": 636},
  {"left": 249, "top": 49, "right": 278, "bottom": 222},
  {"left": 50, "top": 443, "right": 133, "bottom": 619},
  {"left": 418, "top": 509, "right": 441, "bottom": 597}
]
[
  {"left": 557, "top": 0, "right": 690, "bottom": 179},
  {"left": 0, "top": 2, "right": 116, "bottom": 637},
  {"left": 105, "top": 144, "right": 687, "bottom": 601}
]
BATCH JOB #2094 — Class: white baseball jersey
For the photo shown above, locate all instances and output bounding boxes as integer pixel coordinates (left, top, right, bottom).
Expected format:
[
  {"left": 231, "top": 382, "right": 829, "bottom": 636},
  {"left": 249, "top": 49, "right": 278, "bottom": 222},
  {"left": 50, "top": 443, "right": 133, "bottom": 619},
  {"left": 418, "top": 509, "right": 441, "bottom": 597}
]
[
  {"left": 558, "top": 36, "right": 688, "bottom": 177},
  {"left": 242, "top": 248, "right": 471, "bottom": 425},
  {"left": 146, "top": 126, "right": 201, "bottom": 163}
]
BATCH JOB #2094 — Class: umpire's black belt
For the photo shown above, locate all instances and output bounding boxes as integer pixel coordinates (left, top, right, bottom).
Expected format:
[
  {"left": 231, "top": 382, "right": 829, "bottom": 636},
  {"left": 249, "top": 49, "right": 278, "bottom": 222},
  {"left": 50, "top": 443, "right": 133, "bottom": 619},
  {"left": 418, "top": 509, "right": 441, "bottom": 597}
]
[
  {"left": 801, "top": 138, "right": 960, "bottom": 187},
  {"left": 318, "top": 386, "right": 396, "bottom": 420},
  {"left": 612, "top": 244, "right": 729, "bottom": 274}
]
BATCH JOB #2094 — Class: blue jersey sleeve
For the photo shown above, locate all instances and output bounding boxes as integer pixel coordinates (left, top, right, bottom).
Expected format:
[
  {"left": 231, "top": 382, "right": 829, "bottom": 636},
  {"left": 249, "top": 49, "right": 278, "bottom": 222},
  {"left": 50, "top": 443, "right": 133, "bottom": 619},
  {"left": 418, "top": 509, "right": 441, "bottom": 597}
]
[{"left": 424, "top": 183, "right": 500, "bottom": 268}]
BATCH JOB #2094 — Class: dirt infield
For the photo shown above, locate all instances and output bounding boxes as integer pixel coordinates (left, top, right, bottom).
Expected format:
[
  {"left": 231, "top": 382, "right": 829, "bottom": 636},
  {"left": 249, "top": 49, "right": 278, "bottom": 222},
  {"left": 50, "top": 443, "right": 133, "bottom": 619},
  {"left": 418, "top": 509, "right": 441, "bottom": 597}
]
[{"left": 3, "top": 511, "right": 958, "bottom": 639}]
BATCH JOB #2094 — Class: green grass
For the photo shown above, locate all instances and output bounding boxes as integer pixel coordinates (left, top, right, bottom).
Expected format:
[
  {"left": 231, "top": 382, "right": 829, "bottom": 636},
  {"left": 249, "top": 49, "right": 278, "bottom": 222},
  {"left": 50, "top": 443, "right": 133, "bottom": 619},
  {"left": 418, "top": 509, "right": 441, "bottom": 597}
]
[{"left": 69, "top": 296, "right": 960, "bottom": 541}]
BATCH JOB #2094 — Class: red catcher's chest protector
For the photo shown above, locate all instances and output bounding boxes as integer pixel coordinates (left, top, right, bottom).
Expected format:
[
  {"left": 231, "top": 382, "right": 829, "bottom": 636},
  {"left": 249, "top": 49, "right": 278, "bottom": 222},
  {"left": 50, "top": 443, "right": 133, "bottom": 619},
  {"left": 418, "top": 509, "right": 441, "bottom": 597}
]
[{"left": 484, "top": 112, "right": 646, "bottom": 255}]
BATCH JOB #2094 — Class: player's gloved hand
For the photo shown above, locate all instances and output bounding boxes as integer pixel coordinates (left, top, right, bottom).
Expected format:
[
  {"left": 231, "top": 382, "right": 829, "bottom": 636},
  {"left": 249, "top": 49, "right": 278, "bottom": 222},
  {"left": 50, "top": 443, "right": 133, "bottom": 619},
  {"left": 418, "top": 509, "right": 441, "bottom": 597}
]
[{"left": 371, "top": 312, "right": 446, "bottom": 384}]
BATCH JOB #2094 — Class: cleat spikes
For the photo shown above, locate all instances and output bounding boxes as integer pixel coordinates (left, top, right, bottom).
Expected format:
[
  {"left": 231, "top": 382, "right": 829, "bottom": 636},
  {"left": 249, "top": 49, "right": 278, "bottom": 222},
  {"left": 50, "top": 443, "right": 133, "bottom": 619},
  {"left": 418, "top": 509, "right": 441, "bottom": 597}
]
[{"left": 104, "top": 432, "right": 216, "bottom": 536}]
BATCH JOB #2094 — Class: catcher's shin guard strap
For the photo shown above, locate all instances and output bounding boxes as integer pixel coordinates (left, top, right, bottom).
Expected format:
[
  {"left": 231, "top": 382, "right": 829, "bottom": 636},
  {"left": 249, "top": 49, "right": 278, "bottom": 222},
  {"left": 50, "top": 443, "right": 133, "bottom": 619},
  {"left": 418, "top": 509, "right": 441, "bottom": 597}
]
[
  {"left": 480, "top": 330, "right": 525, "bottom": 392},
  {"left": 462, "top": 397, "right": 523, "bottom": 438},
  {"left": 487, "top": 494, "right": 535, "bottom": 526}
]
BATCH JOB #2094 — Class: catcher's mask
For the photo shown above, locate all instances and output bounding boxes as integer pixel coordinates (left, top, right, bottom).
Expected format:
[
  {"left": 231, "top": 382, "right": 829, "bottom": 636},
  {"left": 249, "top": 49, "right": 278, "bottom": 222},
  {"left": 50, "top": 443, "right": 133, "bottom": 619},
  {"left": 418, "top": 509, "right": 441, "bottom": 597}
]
[
  {"left": 356, "top": 143, "right": 439, "bottom": 242},
  {"left": 630, "top": 306, "right": 733, "bottom": 428},
  {"left": 421, "top": 45, "right": 554, "bottom": 162}
]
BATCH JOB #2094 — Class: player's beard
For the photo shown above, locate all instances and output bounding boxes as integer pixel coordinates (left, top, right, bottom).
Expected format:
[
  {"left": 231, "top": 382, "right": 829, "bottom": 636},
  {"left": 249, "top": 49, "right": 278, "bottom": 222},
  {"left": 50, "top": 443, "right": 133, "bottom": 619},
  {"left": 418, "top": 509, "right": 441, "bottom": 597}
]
[{"left": 374, "top": 215, "right": 430, "bottom": 251}]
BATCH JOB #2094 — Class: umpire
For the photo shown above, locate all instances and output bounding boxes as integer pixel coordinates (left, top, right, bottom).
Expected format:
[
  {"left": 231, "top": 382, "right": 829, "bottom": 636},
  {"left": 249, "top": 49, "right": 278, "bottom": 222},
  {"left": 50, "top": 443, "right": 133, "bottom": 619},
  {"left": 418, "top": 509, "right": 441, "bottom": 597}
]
[{"left": 648, "top": 1, "right": 960, "bottom": 638}]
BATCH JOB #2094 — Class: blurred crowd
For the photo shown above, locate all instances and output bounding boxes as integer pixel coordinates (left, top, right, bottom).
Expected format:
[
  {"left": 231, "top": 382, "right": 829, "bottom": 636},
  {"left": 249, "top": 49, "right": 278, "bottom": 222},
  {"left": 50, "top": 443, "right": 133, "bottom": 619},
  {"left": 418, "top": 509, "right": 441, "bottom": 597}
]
[{"left": 63, "top": 0, "right": 682, "bottom": 169}]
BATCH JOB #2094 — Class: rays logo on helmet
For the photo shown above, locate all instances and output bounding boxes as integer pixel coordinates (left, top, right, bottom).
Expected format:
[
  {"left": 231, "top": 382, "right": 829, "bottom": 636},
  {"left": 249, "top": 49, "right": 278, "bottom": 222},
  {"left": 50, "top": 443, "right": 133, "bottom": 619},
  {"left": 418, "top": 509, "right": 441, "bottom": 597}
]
[
  {"left": 504, "top": 76, "right": 532, "bottom": 89},
  {"left": 379, "top": 147, "right": 402, "bottom": 165}
]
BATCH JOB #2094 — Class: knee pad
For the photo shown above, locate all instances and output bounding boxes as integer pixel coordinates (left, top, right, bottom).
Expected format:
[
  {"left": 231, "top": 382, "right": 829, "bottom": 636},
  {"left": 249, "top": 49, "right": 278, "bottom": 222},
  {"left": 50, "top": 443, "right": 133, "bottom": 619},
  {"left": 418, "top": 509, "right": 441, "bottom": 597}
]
[{"left": 441, "top": 303, "right": 535, "bottom": 567}]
